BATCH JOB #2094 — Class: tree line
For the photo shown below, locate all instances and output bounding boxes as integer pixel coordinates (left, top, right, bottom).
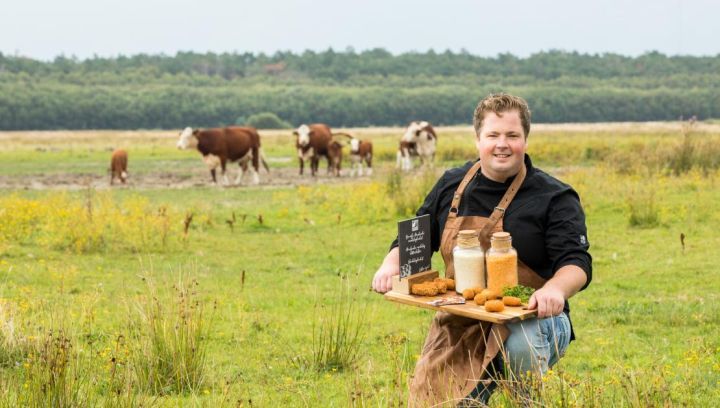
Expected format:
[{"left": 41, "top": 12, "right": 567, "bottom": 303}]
[{"left": 1, "top": 49, "right": 718, "bottom": 130}]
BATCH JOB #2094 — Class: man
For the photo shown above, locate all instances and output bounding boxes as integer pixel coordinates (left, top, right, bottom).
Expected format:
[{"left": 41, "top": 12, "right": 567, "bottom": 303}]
[{"left": 372, "top": 93, "right": 592, "bottom": 406}]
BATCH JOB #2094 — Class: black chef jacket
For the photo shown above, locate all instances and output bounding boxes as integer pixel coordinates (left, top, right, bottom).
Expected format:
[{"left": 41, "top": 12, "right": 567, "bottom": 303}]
[{"left": 391, "top": 154, "right": 592, "bottom": 340}]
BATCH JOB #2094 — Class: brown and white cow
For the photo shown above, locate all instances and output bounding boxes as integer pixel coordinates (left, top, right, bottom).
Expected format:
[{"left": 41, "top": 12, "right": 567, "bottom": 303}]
[
  {"left": 294, "top": 123, "right": 344, "bottom": 177},
  {"left": 397, "top": 121, "right": 437, "bottom": 171},
  {"left": 348, "top": 138, "right": 373, "bottom": 177},
  {"left": 109, "top": 149, "right": 128, "bottom": 185},
  {"left": 177, "top": 126, "right": 269, "bottom": 185}
]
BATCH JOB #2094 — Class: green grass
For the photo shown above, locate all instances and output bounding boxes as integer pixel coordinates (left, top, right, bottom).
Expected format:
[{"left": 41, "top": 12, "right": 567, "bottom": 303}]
[{"left": 1, "top": 125, "right": 719, "bottom": 406}]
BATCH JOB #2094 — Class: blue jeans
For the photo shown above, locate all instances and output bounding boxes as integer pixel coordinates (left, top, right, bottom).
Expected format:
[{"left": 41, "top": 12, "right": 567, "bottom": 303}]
[{"left": 462, "top": 313, "right": 572, "bottom": 406}]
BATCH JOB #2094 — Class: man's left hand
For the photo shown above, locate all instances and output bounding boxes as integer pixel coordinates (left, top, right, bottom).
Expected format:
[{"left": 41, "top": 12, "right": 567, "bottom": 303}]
[{"left": 527, "top": 287, "right": 565, "bottom": 318}]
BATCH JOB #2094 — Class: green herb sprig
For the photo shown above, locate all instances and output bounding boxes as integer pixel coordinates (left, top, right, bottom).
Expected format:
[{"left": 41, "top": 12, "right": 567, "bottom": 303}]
[{"left": 502, "top": 285, "right": 535, "bottom": 303}]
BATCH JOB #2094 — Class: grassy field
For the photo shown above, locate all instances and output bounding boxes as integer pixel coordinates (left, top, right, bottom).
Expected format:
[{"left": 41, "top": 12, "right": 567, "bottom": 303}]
[{"left": 1, "top": 123, "right": 719, "bottom": 406}]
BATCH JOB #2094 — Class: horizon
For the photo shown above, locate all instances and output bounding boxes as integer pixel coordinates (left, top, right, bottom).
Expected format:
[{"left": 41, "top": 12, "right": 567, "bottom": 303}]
[{"left": 4, "top": 47, "right": 719, "bottom": 63}]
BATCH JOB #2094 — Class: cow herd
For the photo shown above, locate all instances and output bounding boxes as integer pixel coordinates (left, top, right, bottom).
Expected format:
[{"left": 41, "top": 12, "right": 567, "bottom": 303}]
[{"left": 109, "top": 121, "right": 437, "bottom": 186}]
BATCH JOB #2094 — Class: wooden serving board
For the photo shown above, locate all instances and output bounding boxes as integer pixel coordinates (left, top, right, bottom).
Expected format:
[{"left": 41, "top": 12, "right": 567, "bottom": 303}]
[{"left": 384, "top": 290, "right": 536, "bottom": 324}]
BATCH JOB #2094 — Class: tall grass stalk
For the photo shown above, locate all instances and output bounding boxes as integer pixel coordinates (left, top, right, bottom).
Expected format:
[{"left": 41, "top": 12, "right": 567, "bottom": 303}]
[
  {"left": 310, "top": 277, "right": 367, "bottom": 372},
  {"left": 0, "top": 300, "right": 28, "bottom": 367},
  {"left": 19, "top": 329, "right": 95, "bottom": 407},
  {"left": 382, "top": 332, "right": 412, "bottom": 407},
  {"left": 128, "top": 274, "right": 213, "bottom": 395},
  {"left": 386, "top": 168, "right": 439, "bottom": 217},
  {"left": 627, "top": 187, "right": 660, "bottom": 228}
]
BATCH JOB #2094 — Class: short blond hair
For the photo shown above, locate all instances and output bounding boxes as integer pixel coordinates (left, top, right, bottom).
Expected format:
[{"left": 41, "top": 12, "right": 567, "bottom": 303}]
[{"left": 473, "top": 93, "right": 531, "bottom": 137}]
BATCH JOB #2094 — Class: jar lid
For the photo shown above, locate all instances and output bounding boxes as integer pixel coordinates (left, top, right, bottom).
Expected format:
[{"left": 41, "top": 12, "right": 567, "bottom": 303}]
[
  {"left": 457, "top": 230, "right": 480, "bottom": 248},
  {"left": 490, "top": 231, "right": 512, "bottom": 249},
  {"left": 458, "top": 229, "right": 479, "bottom": 238},
  {"left": 491, "top": 231, "right": 511, "bottom": 240}
]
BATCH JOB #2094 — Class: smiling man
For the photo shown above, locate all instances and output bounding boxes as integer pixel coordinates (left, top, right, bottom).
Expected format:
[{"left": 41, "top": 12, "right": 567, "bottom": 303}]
[{"left": 372, "top": 93, "right": 592, "bottom": 406}]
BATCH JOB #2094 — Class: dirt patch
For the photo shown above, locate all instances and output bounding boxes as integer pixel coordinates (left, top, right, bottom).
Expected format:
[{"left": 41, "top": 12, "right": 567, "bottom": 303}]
[{"left": 0, "top": 166, "right": 378, "bottom": 191}]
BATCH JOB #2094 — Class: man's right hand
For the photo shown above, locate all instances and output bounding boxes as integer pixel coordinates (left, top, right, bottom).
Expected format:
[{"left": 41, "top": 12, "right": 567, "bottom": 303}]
[{"left": 372, "top": 247, "right": 400, "bottom": 293}]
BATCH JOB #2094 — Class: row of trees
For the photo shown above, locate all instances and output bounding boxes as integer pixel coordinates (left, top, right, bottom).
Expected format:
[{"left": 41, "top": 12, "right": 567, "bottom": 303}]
[
  {"left": 3, "top": 49, "right": 720, "bottom": 80},
  {"left": 1, "top": 49, "right": 718, "bottom": 129},
  {"left": 2, "top": 82, "right": 716, "bottom": 130}
]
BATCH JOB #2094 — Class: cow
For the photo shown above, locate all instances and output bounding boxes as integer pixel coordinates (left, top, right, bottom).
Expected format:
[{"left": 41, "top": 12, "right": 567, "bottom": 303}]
[
  {"left": 177, "top": 126, "right": 269, "bottom": 185},
  {"left": 109, "top": 149, "right": 128, "bottom": 185},
  {"left": 348, "top": 138, "right": 373, "bottom": 177},
  {"left": 397, "top": 121, "right": 437, "bottom": 171},
  {"left": 293, "top": 123, "right": 346, "bottom": 177}
]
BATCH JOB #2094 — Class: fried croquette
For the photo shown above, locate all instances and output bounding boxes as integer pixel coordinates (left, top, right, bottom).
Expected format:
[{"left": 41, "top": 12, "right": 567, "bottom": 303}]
[
  {"left": 433, "top": 280, "right": 448, "bottom": 294},
  {"left": 474, "top": 293, "right": 487, "bottom": 305},
  {"left": 484, "top": 300, "right": 505, "bottom": 313},
  {"left": 411, "top": 281, "right": 439, "bottom": 296},
  {"left": 462, "top": 288, "right": 476, "bottom": 300},
  {"left": 480, "top": 288, "right": 501, "bottom": 300},
  {"left": 434, "top": 278, "right": 455, "bottom": 291},
  {"left": 502, "top": 296, "right": 522, "bottom": 306}
]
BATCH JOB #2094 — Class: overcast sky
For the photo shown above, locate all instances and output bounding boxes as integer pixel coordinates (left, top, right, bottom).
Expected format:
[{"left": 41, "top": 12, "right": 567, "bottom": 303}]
[{"left": 3, "top": 0, "right": 718, "bottom": 61}]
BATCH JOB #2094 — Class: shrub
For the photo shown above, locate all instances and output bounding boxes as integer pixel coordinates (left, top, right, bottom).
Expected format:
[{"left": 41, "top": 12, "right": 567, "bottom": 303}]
[{"left": 243, "top": 112, "right": 292, "bottom": 129}]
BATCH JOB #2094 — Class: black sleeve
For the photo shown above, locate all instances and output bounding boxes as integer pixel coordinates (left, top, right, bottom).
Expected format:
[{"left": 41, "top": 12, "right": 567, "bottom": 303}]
[
  {"left": 544, "top": 189, "right": 593, "bottom": 291},
  {"left": 389, "top": 172, "right": 446, "bottom": 253}
]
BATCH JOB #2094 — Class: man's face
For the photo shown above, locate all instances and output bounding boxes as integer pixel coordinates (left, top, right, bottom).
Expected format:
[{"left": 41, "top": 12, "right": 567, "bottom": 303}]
[{"left": 475, "top": 110, "right": 527, "bottom": 182}]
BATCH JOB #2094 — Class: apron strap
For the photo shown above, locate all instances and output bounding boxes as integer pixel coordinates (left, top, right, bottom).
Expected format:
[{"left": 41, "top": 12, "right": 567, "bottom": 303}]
[{"left": 448, "top": 161, "right": 483, "bottom": 219}]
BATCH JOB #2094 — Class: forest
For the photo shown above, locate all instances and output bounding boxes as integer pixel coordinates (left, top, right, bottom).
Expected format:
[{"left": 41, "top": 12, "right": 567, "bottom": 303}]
[{"left": 1, "top": 49, "right": 718, "bottom": 129}]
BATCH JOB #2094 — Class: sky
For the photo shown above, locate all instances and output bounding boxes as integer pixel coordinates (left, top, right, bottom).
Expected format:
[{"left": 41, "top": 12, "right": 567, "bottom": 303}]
[{"left": 2, "top": 0, "right": 719, "bottom": 61}]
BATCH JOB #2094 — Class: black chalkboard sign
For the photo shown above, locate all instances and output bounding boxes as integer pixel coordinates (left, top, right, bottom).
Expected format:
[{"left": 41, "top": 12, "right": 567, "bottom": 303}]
[{"left": 398, "top": 214, "right": 432, "bottom": 279}]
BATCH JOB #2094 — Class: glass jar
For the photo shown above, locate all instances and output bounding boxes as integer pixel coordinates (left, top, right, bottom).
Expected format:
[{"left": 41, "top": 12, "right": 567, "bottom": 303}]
[
  {"left": 453, "top": 230, "right": 485, "bottom": 293},
  {"left": 486, "top": 231, "right": 518, "bottom": 293}
]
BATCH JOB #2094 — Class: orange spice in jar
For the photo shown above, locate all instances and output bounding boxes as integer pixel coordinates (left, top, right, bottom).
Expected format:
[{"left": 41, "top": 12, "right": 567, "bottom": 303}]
[{"left": 485, "top": 232, "right": 518, "bottom": 294}]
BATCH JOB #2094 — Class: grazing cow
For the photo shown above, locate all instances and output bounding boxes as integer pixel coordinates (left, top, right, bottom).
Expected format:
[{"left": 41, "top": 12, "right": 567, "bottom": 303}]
[
  {"left": 294, "top": 123, "right": 345, "bottom": 177},
  {"left": 109, "top": 149, "right": 128, "bottom": 185},
  {"left": 177, "top": 126, "right": 269, "bottom": 185},
  {"left": 348, "top": 138, "right": 373, "bottom": 177},
  {"left": 397, "top": 121, "right": 437, "bottom": 171}
]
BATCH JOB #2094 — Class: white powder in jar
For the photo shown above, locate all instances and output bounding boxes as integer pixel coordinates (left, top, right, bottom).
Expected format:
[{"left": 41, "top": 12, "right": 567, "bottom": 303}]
[{"left": 453, "top": 249, "right": 485, "bottom": 293}]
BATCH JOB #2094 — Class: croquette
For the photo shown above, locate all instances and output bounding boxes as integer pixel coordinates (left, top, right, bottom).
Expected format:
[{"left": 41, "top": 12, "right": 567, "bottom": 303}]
[
  {"left": 473, "top": 293, "right": 487, "bottom": 305},
  {"left": 484, "top": 300, "right": 505, "bottom": 313},
  {"left": 433, "top": 280, "right": 448, "bottom": 294},
  {"left": 434, "top": 277, "right": 455, "bottom": 291},
  {"left": 502, "top": 296, "right": 522, "bottom": 306},
  {"left": 480, "top": 288, "right": 501, "bottom": 300},
  {"left": 411, "top": 281, "right": 439, "bottom": 296},
  {"left": 462, "top": 288, "right": 476, "bottom": 300}
]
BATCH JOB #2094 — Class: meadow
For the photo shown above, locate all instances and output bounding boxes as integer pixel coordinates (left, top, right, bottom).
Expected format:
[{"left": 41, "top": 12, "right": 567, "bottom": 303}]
[{"left": 0, "top": 122, "right": 719, "bottom": 407}]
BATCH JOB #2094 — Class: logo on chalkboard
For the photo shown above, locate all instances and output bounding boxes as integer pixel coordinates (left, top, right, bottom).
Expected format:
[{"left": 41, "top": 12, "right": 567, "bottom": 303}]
[{"left": 398, "top": 214, "right": 432, "bottom": 279}]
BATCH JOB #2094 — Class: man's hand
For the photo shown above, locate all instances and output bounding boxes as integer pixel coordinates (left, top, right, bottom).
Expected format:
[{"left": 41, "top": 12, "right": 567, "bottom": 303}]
[
  {"left": 527, "top": 287, "right": 565, "bottom": 318},
  {"left": 527, "top": 264, "right": 587, "bottom": 318},
  {"left": 372, "top": 247, "right": 400, "bottom": 293}
]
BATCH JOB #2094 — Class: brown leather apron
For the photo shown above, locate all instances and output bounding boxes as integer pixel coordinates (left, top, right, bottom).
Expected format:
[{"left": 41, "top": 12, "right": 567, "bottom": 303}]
[{"left": 409, "top": 161, "right": 547, "bottom": 407}]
